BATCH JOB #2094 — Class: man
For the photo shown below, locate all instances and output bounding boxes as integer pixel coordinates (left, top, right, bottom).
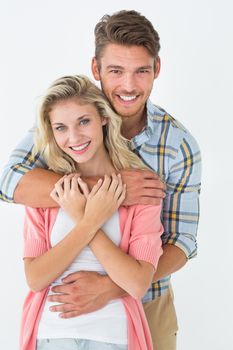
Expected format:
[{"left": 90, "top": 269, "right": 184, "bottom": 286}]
[{"left": 0, "top": 10, "right": 201, "bottom": 350}]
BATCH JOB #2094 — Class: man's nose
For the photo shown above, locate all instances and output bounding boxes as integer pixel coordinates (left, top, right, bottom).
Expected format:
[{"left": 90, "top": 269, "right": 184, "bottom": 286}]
[{"left": 122, "top": 73, "right": 136, "bottom": 92}]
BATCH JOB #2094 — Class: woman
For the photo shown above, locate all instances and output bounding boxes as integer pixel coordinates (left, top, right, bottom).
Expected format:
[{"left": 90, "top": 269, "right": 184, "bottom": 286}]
[{"left": 21, "top": 75, "right": 163, "bottom": 350}]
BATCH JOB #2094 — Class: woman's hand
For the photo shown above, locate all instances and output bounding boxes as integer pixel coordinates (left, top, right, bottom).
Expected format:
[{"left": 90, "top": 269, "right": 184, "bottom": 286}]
[
  {"left": 50, "top": 174, "right": 89, "bottom": 223},
  {"left": 79, "top": 173, "right": 126, "bottom": 231}
]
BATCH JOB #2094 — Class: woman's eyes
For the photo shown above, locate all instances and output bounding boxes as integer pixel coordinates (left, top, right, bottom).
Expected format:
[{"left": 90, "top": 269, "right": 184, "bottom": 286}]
[
  {"left": 79, "top": 118, "right": 90, "bottom": 126},
  {"left": 54, "top": 118, "right": 90, "bottom": 131},
  {"left": 55, "top": 125, "right": 66, "bottom": 131}
]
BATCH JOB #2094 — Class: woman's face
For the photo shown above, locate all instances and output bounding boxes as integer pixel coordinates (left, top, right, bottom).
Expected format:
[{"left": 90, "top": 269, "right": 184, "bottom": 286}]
[{"left": 49, "top": 99, "right": 107, "bottom": 166}]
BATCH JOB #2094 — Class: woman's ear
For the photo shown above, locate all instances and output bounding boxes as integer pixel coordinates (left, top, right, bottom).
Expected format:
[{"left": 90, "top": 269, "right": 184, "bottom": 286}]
[{"left": 101, "top": 117, "right": 107, "bottom": 126}]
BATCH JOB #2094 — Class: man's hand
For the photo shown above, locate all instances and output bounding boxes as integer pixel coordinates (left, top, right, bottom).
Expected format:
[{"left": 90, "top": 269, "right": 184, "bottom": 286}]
[
  {"left": 47, "top": 271, "right": 126, "bottom": 318},
  {"left": 120, "top": 169, "right": 166, "bottom": 206}
]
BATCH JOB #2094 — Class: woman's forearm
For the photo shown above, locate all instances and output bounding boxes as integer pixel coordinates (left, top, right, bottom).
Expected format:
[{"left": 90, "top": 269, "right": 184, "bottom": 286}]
[
  {"left": 24, "top": 221, "right": 96, "bottom": 292},
  {"left": 89, "top": 230, "right": 155, "bottom": 299}
]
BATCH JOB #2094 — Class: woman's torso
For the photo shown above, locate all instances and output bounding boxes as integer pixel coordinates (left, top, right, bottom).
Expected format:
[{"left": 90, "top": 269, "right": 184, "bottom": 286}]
[{"left": 37, "top": 208, "right": 127, "bottom": 345}]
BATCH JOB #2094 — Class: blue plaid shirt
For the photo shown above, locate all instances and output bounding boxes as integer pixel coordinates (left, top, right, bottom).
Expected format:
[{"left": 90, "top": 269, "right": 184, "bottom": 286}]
[{"left": 0, "top": 100, "right": 201, "bottom": 302}]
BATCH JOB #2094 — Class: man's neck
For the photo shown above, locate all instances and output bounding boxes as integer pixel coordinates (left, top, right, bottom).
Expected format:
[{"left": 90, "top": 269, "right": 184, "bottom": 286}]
[{"left": 121, "top": 111, "right": 147, "bottom": 140}]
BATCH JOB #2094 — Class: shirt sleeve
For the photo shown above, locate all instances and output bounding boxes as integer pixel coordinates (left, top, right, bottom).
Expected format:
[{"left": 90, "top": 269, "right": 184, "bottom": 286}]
[
  {"left": 0, "top": 128, "right": 47, "bottom": 203},
  {"left": 23, "top": 206, "right": 47, "bottom": 258},
  {"left": 128, "top": 204, "right": 163, "bottom": 270},
  {"left": 163, "top": 131, "right": 202, "bottom": 259}
]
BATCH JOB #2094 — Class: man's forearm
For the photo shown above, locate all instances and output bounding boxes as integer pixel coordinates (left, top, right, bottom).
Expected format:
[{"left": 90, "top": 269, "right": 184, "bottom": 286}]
[
  {"left": 153, "top": 244, "right": 187, "bottom": 282},
  {"left": 14, "top": 168, "right": 61, "bottom": 207},
  {"left": 14, "top": 169, "right": 102, "bottom": 208}
]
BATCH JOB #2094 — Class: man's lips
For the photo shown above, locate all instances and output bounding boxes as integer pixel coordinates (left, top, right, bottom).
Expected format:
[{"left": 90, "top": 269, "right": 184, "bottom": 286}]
[
  {"left": 119, "top": 95, "right": 137, "bottom": 101},
  {"left": 115, "top": 94, "right": 139, "bottom": 104}
]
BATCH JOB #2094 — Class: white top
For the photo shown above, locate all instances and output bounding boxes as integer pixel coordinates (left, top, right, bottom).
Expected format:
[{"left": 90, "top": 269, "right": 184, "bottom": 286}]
[{"left": 37, "top": 209, "right": 127, "bottom": 344}]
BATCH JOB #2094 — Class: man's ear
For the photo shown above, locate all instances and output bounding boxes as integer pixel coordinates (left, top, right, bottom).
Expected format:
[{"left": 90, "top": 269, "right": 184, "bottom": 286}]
[
  {"left": 92, "top": 57, "right": 101, "bottom": 81},
  {"left": 154, "top": 56, "right": 161, "bottom": 79}
]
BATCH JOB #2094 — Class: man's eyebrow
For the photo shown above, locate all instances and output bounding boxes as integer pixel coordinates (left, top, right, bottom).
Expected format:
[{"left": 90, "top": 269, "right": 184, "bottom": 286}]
[
  {"left": 106, "top": 64, "right": 153, "bottom": 70},
  {"left": 106, "top": 65, "right": 124, "bottom": 69},
  {"left": 137, "top": 65, "right": 153, "bottom": 70}
]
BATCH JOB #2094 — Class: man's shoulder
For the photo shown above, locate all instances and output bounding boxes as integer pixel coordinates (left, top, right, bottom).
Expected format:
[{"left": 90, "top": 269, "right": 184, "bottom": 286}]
[
  {"left": 147, "top": 101, "right": 199, "bottom": 148},
  {"left": 148, "top": 101, "right": 187, "bottom": 132}
]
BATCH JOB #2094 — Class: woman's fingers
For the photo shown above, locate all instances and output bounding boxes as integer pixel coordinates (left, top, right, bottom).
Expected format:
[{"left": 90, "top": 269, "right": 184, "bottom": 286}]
[
  {"left": 77, "top": 177, "right": 90, "bottom": 198},
  {"left": 54, "top": 175, "right": 67, "bottom": 198},
  {"left": 63, "top": 175, "right": 72, "bottom": 193},
  {"left": 108, "top": 173, "right": 121, "bottom": 192},
  {"left": 89, "top": 178, "right": 103, "bottom": 197},
  {"left": 117, "top": 183, "right": 127, "bottom": 205},
  {"left": 50, "top": 188, "right": 60, "bottom": 203},
  {"left": 99, "top": 175, "right": 112, "bottom": 191}
]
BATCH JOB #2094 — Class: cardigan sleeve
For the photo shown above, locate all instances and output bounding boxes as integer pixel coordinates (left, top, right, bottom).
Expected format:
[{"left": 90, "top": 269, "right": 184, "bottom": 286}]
[
  {"left": 23, "top": 207, "right": 47, "bottom": 258},
  {"left": 128, "top": 204, "right": 163, "bottom": 269}
]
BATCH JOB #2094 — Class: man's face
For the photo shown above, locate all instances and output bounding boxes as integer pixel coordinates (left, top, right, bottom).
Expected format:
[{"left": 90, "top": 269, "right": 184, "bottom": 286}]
[{"left": 92, "top": 44, "right": 160, "bottom": 122}]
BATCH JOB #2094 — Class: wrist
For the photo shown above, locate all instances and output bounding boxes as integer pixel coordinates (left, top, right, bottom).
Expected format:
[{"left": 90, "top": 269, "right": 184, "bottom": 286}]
[
  {"left": 102, "top": 275, "right": 127, "bottom": 300},
  {"left": 76, "top": 220, "right": 97, "bottom": 238}
]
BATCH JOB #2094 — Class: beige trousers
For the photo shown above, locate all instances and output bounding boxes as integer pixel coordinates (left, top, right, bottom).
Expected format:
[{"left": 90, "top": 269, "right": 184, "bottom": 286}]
[{"left": 143, "top": 287, "right": 178, "bottom": 350}]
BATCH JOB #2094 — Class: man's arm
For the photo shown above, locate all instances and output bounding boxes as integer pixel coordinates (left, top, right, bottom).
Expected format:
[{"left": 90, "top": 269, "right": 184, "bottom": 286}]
[
  {"left": 0, "top": 129, "right": 48, "bottom": 205},
  {"left": 1, "top": 139, "right": 166, "bottom": 207},
  {"left": 120, "top": 169, "right": 166, "bottom": 206},
  {"left": 152, "top": 131, "right": 202, "bottom": 283},
  {"left": 153, "top": 244, "right": 187, "bottom": 282},
  {"left": 47, "top": 132, "right": 201, "bottom": 318},
  {"left": 14, "top": 168, "right": 61, "bottom": 207},
  {"left": 15, "top": 168, "right": 166, "bottom": 208}
]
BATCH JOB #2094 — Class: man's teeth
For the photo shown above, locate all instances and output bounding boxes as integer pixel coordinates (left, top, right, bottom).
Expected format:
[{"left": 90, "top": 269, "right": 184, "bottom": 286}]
[
  {"left": 120, "top": 95, "right": 136, "bottom": 101},
  {"left": 71, "top": 142, "right": 89, "bottom": 151}
]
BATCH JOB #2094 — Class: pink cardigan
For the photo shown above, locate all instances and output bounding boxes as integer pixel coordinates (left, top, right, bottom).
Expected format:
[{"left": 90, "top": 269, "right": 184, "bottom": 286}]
[{"left": 20, "top": 204, "right": 163, "bottom": 350}]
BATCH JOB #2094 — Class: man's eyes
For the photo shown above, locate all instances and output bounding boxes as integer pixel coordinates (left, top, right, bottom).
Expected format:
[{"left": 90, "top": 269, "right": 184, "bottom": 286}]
[
  {"left": 138, "top": 69, "right": 150, "bottom": 73},
  {"left": 109, "top": 69, "right": 122, "bottom": 74},
  {"left": 109, "top": 69, "right": 150, "bottom": 74}
]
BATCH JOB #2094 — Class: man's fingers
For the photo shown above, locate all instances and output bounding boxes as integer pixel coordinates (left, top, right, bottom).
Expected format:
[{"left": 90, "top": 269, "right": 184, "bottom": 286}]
[
  {"left": 59, "top": 310, "right": 85, "bottom": 318},
  {"left": 121, "top": 168, "right": 160, "bottom": 179},
  {"left": 53, "top": 271, "right": 85, "bottom": 285},
  {"left": 136, "top": 178, "right": 166, "bottom": 190},
  {"left": 49, "top": 302, "right": 74, "bottom": 313},
  {"left": 47, "top": 292, "right": 69, "bottom": 302},
  {"left": 142, "top": 170, "right": 160, "bottom": 180},
  {"left": 50, "top": 283, "right": 72, "bottom": 294},
  {"left": 140, "top": 188, "right": 166, "bottom": 198}
]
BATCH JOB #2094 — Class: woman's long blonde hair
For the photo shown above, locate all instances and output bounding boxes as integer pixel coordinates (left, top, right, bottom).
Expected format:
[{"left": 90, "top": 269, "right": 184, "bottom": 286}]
[{"left": 34, "top": 75, "right": 148, "bottom": 174}]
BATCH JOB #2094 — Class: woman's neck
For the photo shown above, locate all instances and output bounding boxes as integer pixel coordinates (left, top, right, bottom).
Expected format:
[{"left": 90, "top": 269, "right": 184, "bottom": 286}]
[{"left": 77, "top": 152, "right": 116, "bottom": 177}]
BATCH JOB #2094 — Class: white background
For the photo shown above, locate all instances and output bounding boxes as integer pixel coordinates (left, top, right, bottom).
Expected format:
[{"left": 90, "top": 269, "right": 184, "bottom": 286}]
[{"left": 0, "top": 1, "right": 232, "bottom": 349}]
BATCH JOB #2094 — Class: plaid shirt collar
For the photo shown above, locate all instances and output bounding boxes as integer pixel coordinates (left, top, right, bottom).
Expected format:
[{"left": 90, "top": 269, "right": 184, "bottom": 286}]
[{"left": 129, "top": 100, "right": 163, "bottom": 150}]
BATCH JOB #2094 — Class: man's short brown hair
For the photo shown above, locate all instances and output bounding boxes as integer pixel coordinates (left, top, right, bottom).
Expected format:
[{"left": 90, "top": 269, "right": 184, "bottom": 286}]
[{"left": 94, "top": 10, "right": 160, "bottom": 63}]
